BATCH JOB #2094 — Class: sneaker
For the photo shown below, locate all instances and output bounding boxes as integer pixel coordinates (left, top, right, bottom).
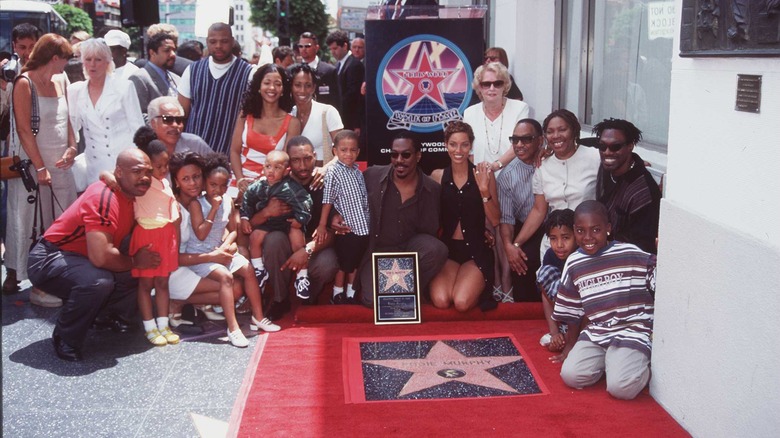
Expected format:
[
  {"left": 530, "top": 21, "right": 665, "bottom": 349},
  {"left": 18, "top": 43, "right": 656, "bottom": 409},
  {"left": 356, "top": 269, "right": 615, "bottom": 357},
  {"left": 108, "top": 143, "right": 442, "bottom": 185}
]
[
  {"left": 227, "top": 328, "right": 249, "bottom": 348},
  {"left": 295, "top": 275, "right": 311, "bottom": 299},
  {"left": 254, "top": 267, "right": 269, "bottom": 289},
  {"left": 539, "top": 333, "right": 552, "bottom": 347},
  {"left": 250, "top": 316, "right": 281, "bottom": 332},
  {"left": 30, "top": 288, "right": 63, "bottom": 308},
  {"left": 159, "top": 326, "right": 180, "bottom": 344},
  {"left": 146, "top": 328, "right": 168, "bottom": 346}
]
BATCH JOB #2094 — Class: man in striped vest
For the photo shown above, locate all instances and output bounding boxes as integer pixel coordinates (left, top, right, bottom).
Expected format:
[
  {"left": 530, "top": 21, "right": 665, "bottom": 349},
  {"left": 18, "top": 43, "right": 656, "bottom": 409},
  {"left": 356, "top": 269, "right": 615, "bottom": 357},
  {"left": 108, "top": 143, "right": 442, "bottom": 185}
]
[{"left": 178, "top": 23, "right": 254, "bottom": 156}]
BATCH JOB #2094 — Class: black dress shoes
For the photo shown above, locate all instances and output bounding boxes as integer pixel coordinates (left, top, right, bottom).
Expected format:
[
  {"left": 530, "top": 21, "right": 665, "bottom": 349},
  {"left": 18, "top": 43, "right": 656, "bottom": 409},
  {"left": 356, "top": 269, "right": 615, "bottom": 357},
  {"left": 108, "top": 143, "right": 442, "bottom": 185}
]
[
  {"left": 265, "top": 299, "right": 291, "bottom": 321},
  {"left": 52, "top": 333, "right": 82, "bottom": 362},
  {"left": 92, "top": 314, "right": 134, "bottom": 333}
]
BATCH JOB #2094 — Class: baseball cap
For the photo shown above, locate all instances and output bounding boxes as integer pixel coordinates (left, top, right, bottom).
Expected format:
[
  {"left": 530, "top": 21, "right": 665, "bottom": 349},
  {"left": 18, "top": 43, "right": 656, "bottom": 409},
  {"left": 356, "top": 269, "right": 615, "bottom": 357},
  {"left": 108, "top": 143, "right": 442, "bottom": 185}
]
[{"left": 104, "top": 30, "right": 131, "bottom": 49}]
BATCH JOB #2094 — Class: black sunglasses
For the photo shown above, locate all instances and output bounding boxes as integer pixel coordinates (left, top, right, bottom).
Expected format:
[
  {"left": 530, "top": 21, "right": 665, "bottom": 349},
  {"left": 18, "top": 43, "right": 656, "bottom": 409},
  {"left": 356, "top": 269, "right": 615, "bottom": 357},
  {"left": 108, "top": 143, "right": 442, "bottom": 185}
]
[
  {"left": 479, "top": 80, "right": 505, "bottom": 89},
  {"left": 297, "top": 43, "right": 313, "bottom": 49},
  {"left": 390, "top": 151, "right": 414, "bottom": 159},
  {"left": 157, "top": 115, "right": 186, "bottom": 125},
  {"left": 596, "top": 142, "right": 628, "bottom": 152},
  {"left": 509, "top": 135, "right": 538, "bottom": 145}
]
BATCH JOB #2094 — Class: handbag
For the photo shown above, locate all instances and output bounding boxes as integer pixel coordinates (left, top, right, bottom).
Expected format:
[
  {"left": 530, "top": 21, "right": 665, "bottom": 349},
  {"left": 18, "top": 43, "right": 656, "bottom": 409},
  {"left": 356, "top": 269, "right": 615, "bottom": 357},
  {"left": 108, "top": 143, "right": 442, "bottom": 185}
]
[{"left": 2, "top": 75, "right": 40, "bottom": 181}]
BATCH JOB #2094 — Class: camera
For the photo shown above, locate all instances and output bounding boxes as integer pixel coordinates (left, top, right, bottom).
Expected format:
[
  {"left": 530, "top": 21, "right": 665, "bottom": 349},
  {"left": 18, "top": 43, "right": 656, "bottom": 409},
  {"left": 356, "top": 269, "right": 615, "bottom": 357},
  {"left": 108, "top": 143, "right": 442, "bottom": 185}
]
[
  {"left": 9, "top": 158, "right": 38, "bottom": 193},
  {"left": 2, "top": 53, "right": 20, "bottom": 82}
]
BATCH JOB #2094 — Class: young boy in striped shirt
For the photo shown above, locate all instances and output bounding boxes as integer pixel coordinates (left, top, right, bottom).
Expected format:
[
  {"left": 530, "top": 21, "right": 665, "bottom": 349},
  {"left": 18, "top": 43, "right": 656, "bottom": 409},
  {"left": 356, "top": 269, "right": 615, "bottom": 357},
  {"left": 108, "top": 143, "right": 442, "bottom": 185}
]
[
  {"left": 552, "top": 200, "right": 656, "bottom": 400},
  {"left": 315, "top": 130, "right": 370, "bottom": 305}
]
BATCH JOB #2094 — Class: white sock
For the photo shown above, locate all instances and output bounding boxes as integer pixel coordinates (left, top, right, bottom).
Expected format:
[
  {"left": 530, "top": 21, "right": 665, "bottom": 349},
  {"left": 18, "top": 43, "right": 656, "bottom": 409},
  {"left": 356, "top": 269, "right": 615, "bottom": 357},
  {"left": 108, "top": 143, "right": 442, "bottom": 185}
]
[
  {"left": 143, "top": 319, "right": 157, "bottom": 332},
  {"left": 297, "top": 268, "right": 308, "bottom": 278},
  {"left": 346, "top": 284, "right": 356, "bottom": 298},
  {"left": 251, "top": 258, "right": 264, "bottom": 270},
  {"left": 156, "top": 317, "right": 169, "bottom": 330},
  {"left": 333, "top": 286, "right": 344, "bottom": 297}
]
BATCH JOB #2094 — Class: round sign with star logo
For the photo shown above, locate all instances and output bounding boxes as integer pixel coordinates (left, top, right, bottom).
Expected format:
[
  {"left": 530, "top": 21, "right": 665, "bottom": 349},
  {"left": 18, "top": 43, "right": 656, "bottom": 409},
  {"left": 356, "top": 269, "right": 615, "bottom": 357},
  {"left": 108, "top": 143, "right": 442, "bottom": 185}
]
[{"left": 376, "top": 34, "right": 473, "bottom": 133}]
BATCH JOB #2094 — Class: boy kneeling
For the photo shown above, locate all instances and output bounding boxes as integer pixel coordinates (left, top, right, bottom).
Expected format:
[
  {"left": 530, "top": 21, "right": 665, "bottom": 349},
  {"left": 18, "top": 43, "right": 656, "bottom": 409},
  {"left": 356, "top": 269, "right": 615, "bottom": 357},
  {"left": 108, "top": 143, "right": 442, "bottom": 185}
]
[{"left": 552, "top": 200, "right": 656, "bottom": 400}]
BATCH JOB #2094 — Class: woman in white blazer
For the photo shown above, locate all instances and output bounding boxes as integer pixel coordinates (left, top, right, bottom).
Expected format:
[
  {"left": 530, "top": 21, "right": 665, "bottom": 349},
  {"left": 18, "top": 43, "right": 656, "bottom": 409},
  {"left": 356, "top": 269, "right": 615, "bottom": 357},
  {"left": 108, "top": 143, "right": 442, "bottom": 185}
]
[{"left": 67, "top": 38, "right": 144, "bottom": 188}]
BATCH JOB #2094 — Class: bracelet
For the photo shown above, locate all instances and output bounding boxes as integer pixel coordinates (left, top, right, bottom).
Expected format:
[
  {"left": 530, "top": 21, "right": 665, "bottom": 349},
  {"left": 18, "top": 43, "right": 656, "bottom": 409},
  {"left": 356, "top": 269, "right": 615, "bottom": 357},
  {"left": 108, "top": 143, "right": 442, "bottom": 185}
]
[
  {"left": 36, "top": 166, "right": 46, "bottom": 172},
  {"left": 67, "top": 146, "right": 77, "bottom": 151},
  {"left": 494, "top": 161, "right": 503, "bottom": 169},
  {"left": 204, "top": 219, "right": 214, "bottom": 224}
]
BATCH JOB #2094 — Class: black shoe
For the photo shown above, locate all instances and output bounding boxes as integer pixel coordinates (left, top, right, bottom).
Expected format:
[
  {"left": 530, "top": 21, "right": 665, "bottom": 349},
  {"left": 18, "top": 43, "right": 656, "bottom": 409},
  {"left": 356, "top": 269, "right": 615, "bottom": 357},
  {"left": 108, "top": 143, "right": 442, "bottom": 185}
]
[
  {"left": 2, "top": 269, "right": 20, "bottom": 295},
  {"left": 92, "top": 314, "right": 134, "bottom": 333},
  {"left": 52, "top": 333, "right": 82, "bottom": 362},
  {"left": 265, "top": 299, "right": 291, "bottom": 321},
  {"left": 331, "top": 293, "right": 349, "bottom": 305}
]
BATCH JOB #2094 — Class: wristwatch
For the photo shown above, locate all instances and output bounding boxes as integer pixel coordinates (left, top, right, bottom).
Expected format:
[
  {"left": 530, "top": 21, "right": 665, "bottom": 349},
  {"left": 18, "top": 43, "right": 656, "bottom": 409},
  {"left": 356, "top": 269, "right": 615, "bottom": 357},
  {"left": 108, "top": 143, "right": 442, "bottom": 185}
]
[
  {"left": 482, "top": 195, "right": 492, "bottom": 203},
  {"left": 513, "top": 242, "right": 521, "bottom": 248},
  {"left": 305, "top": 245, "right": 314, "bottom": 258}
]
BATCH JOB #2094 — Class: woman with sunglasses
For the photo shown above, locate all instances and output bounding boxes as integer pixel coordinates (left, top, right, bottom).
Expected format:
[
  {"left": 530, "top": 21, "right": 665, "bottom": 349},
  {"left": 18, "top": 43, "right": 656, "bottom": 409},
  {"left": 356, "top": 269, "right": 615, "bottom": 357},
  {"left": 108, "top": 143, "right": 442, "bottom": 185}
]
[
  {"left": 483, "top": 47, "right": 523, "bottom": 101},
  {"left": 510, "top": 109, "right": 600, "bottom": 273},
  {"left": 5, "top": 34, "right": 79, "bottom": 300},
  {"left": 67, "top": 38, "right": 144, "bottom": 188},
  {"left": 230, "top": 63, "right": 301, "bottom": 194},
  {"left": 463, "top": 62, "right": 529, "bottom": 302},
  {"left": 429, "top": 121, "right": 500, "bottom": 312}
]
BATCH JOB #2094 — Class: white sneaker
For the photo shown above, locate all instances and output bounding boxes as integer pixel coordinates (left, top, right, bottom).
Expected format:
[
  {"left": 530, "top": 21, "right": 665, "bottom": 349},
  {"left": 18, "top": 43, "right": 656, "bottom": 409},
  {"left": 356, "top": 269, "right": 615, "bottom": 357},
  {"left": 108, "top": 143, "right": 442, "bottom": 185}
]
[
  {"left": 30, "top": 288, "right": 63, "bottom": 308},
  {"left": 539, "top": 333, "right": 552, "bottom": 347},
  {"left": 250, "top": 316, "right": 281, "bottom": 332},
  {"left": 227, "top": 328, "right": 249, "bottom": 348}
]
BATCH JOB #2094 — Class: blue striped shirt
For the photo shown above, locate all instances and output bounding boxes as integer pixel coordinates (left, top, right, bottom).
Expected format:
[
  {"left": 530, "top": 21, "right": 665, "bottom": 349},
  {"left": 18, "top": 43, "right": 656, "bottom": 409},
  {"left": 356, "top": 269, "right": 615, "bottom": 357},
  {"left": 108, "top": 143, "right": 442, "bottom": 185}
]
[
  {"left": 322, "top": 161, "right": 370, "bottom": 236},
  {"left": 184, "top": 59, "right": 253, "bottom": 156},
  {"left": 496, "top": 158, "right": 536, "bottom": 225}
]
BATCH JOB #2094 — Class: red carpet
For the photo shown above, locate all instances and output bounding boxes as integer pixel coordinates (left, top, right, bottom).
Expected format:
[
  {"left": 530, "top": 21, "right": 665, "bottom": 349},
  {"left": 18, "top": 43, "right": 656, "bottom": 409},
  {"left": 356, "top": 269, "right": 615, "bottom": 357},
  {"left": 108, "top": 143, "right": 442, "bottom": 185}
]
[{"left": 230, "top": 309, "right": 689, "bottom": 437}]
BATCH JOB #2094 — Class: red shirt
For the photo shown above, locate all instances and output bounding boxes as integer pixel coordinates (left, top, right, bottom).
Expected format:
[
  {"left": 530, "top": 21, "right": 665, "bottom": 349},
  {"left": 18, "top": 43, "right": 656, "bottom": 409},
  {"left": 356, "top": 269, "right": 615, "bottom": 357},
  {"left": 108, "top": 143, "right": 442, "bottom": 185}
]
[{"left": 44, "top": 181, "right": 135, "bottom": 256}]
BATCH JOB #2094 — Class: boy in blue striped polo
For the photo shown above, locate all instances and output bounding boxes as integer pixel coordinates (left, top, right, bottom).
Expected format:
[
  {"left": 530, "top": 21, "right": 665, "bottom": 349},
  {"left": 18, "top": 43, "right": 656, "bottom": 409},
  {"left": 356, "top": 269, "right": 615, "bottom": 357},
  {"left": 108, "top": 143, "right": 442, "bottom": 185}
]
[{"left": 552, "top": 200, "right": 656, "bottom": 400}]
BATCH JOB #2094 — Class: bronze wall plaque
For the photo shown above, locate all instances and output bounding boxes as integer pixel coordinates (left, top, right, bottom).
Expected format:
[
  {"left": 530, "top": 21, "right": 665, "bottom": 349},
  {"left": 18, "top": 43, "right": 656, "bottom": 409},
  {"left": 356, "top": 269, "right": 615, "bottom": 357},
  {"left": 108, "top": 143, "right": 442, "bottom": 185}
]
[
  {"left": 735, "top": 74, "right": 762, "bottom": 113},
  {"left": 680, "top": 0, "right": 780, "bottom": 57}
]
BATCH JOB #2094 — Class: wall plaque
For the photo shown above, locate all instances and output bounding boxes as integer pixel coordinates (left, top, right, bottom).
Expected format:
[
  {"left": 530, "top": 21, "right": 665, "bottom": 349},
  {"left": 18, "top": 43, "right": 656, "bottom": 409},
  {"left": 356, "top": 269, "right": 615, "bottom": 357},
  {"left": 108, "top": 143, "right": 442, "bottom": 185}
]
[
  {"left": 680, "top": 0, "right": 780, "bottom": 57},
  {"left": 735, "top": 74, "right": 761, "bottom": 113}
]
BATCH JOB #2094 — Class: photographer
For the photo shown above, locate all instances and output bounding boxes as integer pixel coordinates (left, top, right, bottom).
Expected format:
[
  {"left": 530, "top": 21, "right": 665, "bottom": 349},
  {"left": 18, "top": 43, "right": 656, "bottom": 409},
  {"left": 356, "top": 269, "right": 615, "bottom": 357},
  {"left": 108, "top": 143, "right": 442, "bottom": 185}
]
[{"left": 5, "top": 34, "right": 78, "bottom": 304}]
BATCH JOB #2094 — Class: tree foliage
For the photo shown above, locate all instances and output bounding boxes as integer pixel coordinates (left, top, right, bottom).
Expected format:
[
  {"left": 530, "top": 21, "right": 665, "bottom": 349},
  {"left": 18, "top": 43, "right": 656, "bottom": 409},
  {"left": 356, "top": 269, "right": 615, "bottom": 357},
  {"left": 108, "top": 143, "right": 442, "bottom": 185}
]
[
  {"left": 52, "top": 4, "right": 93, "bottom": 36},
  {"left": 249, "top": 0, "right": 330, "bottom": 55}
]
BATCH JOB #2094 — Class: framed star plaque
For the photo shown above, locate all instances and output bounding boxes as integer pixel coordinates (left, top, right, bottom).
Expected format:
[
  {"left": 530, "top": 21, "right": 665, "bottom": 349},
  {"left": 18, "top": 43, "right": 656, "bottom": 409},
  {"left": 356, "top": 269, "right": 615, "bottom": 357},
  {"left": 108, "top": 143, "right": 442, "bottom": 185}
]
[{"left": 372, "top": 252, "right": 421, "bottom": 325}]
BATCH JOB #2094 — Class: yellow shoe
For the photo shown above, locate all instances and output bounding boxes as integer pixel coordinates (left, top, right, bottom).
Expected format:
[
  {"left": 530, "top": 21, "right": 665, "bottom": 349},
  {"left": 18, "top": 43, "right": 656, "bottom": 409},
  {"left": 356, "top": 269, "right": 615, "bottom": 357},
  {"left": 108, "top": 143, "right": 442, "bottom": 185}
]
[
  {"left": 159, "top": 326, "right": 180, "bottom": 344},
  {"left": 145, "top": 328, "right": 167, "bottom": 346}
]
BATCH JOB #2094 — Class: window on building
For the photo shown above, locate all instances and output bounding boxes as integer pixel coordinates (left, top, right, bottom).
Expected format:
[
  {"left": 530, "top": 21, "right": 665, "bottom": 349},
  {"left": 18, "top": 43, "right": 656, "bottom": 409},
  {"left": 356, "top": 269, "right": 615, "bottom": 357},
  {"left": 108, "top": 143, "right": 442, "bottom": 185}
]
[{"left": 557, "top": 1, "right": 673, "bottom": 151}]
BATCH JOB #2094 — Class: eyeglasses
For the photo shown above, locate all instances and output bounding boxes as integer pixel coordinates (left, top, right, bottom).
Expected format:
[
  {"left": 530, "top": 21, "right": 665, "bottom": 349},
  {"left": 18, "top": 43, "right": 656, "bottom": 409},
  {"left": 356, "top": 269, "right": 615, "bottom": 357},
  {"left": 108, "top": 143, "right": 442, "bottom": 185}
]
[
  {"left": 297, "top": 44, "right": 313, "bottom": 49},
  {"left": 157, "top": 115, "right": 186, "bottom": 125},
  {"left": 596, "top": 141, "right": 628, "bottom": 152},
  {"left": 479, "top": 80, "right": 505, "bottom": 89},
  {"left": 390, "top": 151, "right": 414, "bottom": 159},
  {"left": 509, "top": 135, "right": 538, "bottom": 145}
]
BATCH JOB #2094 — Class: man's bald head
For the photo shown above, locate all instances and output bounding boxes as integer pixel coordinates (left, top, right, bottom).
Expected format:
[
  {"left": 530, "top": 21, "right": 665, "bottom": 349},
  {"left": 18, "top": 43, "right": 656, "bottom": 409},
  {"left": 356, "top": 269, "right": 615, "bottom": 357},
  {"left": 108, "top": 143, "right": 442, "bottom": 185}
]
[{"left": 115, "top": 148, "right": 153, "bottom": 198}]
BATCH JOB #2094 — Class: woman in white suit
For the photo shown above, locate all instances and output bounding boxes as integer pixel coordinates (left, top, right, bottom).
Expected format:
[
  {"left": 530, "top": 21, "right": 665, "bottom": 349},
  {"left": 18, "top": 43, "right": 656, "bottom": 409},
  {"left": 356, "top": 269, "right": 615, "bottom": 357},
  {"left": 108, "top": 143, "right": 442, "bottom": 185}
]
[{"left": 68, "top": 38, "right": 144, "bottom": 189}]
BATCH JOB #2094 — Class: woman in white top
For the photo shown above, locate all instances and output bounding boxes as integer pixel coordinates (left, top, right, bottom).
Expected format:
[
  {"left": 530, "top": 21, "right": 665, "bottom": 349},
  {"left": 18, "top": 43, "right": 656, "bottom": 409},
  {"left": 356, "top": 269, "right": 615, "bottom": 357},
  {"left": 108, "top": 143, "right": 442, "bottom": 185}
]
[
  {"left": 462, "top": 62, "right": 529, "bottom": 173},
  {"left": 513, "top": 109, "right": 601, "bottom": 267},
  {"left": 67, "top": 38, "right": 144, "bottom": 188},
  {"left": 288, "top": 63, "right": 343, "bottom": 165},
  {"left": 463, "top": 62, "right": 530, "bottom": 301}
]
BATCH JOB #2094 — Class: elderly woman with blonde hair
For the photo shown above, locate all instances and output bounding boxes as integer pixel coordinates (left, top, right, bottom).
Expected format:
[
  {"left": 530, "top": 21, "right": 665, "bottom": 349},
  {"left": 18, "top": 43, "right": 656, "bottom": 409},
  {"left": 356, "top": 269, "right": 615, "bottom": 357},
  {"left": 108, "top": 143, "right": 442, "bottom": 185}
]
[{"left": 68, "top": 37, "right": 144, "bottom": 189}]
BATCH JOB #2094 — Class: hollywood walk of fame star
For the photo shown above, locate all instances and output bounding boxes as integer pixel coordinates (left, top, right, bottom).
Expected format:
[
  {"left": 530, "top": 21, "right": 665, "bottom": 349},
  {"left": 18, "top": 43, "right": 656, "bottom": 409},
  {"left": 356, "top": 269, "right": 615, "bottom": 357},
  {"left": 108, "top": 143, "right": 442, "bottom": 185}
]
[
  {"left": 380, "top": 259, "right": 413, "bottom": 293},
  {"left": 363, "top": 341, "right": 522, "bottom": 396},
  {"left": 390, "top": 45, "right": 457, "bottom": 112}
]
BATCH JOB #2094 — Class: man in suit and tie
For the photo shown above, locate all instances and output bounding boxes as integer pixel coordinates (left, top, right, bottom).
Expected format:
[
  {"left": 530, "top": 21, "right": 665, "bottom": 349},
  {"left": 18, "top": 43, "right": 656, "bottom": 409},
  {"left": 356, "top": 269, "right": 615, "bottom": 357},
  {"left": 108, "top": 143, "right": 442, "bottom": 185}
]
[
  {"left": 382, "top": 0, "right": 439, "bottom": 19},
  {"left": 296, "top": 32, "right": 339, "bottom": 110},
  {"left": 326, "top": 30, "right": 364, "bottom": 133},
  {"left": 129, "top": 32, "right": 181, "bottom": 120}
]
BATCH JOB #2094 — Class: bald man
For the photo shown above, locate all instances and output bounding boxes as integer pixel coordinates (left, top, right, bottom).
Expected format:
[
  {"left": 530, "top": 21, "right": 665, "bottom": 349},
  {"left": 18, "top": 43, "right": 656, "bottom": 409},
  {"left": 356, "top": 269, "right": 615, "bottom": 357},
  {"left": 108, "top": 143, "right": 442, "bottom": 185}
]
[{"left": 28, "top": 149, "right": 161, "bottom": 361}]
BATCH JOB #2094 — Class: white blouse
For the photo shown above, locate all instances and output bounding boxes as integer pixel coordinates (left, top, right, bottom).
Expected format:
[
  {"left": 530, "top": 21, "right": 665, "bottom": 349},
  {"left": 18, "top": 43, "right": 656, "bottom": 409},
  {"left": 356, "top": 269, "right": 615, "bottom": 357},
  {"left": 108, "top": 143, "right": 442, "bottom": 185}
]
[
  {"left": 463, "top": 98, "right": 530, "bottom": 166},
  {"left": 291, "top": 100, "right": 343, "bottom": 159},
  {"left": 532, "top": 145, "right": 601, "bottom": 211}
]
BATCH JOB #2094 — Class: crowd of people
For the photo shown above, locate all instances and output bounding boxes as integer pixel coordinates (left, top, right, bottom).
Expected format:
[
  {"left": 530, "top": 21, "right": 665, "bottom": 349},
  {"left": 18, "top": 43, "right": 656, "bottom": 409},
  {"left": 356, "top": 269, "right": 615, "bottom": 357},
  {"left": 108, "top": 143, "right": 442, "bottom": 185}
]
[{"left": 1, "top": 21, "right": 661, "bottom": 400}]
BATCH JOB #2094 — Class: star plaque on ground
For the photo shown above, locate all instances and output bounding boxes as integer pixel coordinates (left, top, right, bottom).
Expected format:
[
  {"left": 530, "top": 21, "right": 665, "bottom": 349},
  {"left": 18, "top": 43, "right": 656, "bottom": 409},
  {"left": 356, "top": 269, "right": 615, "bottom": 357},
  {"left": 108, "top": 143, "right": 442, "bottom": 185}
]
[
  {"left": 372, "top": 253, "right": 421, "bottom": 325},
  {"left": 343, "top": 334, "right": 547, "bottom": 403}
]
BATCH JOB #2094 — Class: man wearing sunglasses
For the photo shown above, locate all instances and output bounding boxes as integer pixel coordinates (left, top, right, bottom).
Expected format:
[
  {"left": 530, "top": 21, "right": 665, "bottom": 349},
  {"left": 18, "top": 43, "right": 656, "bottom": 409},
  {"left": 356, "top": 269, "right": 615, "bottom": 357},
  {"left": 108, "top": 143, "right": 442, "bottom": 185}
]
[
  {"left": 297, "top": 32, "right": 339, "bottom": 110},
  {"left": 585, "top": 118, "right": 661, "bottom": 254},
  {"left": 498, "top": 119, "right": 546, "bottom": 301},
  {"left": 147, "top": 96, "right": 211, "bottom": 158},
  {"left": 333, "top": 131, "right": 447, "bottom": 308}
]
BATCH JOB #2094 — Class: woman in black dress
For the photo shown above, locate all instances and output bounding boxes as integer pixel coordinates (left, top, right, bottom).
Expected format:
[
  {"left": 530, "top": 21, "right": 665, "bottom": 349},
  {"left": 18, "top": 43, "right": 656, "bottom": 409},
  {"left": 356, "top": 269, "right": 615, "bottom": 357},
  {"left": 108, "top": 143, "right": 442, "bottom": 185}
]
[{"left": 429, "top": 121, "right": 500, "bottom": 312}]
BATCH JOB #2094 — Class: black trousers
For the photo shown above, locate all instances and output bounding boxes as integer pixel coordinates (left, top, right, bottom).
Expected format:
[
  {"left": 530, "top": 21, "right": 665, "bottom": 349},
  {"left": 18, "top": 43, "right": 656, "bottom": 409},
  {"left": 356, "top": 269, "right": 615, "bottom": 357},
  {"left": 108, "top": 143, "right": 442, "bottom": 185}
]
[
  {"left": 27, "top": 239, "right": 137, "bottom": 348},
  {"left": 511, "top": 222, "right": 544, "bottom": 302}
]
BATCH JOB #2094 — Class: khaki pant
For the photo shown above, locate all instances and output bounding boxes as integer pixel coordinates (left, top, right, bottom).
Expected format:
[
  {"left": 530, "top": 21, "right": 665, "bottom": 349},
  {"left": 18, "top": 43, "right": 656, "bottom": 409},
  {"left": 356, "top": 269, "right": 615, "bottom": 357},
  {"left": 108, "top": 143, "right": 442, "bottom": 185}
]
[{"left": 561, "top": 340, "right": 650, "bottom": 400}]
